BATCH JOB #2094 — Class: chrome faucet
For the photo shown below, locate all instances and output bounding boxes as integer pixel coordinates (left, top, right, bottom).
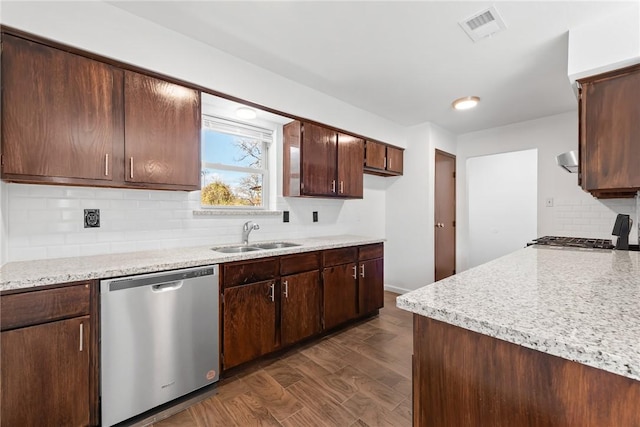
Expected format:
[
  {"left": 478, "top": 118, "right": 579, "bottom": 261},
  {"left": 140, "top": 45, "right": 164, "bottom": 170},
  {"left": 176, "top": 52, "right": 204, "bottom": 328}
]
[{"left": 242, "top": 221, "right": 260, "bottom": 245}]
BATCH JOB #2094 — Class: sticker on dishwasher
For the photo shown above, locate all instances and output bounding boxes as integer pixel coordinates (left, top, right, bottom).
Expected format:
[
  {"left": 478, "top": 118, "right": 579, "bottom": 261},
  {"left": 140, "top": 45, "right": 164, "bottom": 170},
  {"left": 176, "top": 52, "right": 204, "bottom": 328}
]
[{"left": 206, "top": 370, "right": 217, "bottom": 380}]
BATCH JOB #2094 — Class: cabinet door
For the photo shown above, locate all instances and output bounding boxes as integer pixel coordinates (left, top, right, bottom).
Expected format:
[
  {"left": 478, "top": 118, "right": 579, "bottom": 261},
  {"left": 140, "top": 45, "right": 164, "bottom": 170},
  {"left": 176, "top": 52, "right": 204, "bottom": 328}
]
[
  {"left": 581, "top": 69, "right": 640, "bottom": 193},
  {"left": 358, "top": 258, "right": 384, "bottom": 315},
  {"left": 301, "top": 122, "right": 337, "bottom": 196},
  {"left": 365, "top": 141, "right": 386, "bottom": 170},
  {"left": 281, "top": 270, "right": 322, "bottom": 347},
  {"left": 1, "top": 316, "right": 90, "bottom": 426},
  {"left": 323, "top": 263, "right": 357, "bottom": 330},
  {"left": 1, "top": 35, "right": 122, "bottom": 182},
  {"left": 223, "top": 280, "right": 276, "bottom": 369},
  {"left": 386, "top": 146, "right": 404, "bottom": 174},
  {"left": 337, "top": 133, "right": 364, "bottom": 198},
  {"left": 124, "top": 71, "right": 200, "bottom": 189}
]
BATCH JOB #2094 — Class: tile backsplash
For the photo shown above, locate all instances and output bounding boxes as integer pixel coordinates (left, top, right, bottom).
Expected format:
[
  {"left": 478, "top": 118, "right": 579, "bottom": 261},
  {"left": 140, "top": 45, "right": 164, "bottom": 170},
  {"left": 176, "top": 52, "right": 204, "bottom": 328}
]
[
  {"left": 551, "top": 195, "right": 638, "bottom": 243},
  {"left": 6, "top": 181, "right": 385, "bottom": 262}
]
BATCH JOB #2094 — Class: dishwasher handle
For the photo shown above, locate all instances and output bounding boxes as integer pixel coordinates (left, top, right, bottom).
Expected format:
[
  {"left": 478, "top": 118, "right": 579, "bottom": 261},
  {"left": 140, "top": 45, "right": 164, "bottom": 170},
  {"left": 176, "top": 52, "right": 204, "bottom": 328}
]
[{"left": 151, "top": 281, "right": 184, "bottom": 292}]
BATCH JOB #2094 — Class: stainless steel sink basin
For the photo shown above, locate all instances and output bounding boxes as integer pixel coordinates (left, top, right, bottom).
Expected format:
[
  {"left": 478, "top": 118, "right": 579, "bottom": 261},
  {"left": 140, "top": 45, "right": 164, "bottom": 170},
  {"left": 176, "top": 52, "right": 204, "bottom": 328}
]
[
  {"left": 212, "top": 245, "right": 262, "bottom": 253},
  {"left": 252, "top": 242, "right": 301, "bottom": 250}
]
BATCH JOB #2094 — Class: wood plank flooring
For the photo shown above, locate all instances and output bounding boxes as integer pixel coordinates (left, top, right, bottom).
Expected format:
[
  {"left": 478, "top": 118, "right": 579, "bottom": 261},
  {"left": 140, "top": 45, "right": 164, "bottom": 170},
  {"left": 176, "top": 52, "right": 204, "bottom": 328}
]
[{"left": 152, "top": 292, "right": 413, "bottom": 427}]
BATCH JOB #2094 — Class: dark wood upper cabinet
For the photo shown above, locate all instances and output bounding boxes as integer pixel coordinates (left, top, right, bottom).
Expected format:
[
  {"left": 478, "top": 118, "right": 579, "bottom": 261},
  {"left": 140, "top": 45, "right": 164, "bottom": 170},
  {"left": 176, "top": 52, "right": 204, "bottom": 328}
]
[
  {"left": 337, "top": 133, "right": 364, "bottom": 197},
  {"left": 283, "top": 120, "right": 363, "bottom": 199},
  {"left": 363, "top": 140, "right": 404, "bottom": 176},
  {"left": 1, "top": 32, "right": 201, "bottom": 191},
  {"left": 364, "top": 140, "right": 386, "bottom": 170},
  {"left": 124, "top": 71, "right": 200, "bottom": 189},
  {"left": 578, "top": 64, "right": 640, "bottom": 198},
  {"left": 386, "top": 146, "right": 404, "bottom": 175},
  {"left": 1, "top": 34, "right": 123, "bottom": 183}
]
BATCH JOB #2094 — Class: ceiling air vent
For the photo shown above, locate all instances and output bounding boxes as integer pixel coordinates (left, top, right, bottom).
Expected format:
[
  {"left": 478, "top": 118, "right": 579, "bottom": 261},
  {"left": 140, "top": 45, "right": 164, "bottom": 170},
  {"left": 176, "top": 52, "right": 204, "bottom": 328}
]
[{"left": 459, "top": 6, "right": 507, "bottom": 42}]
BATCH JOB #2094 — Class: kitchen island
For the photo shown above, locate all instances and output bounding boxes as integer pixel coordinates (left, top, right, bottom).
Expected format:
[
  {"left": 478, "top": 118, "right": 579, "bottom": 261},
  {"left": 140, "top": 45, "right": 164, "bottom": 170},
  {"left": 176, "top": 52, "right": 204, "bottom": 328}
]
[{"left": 397, "top": 246, "right": 640, "bottom": 426}]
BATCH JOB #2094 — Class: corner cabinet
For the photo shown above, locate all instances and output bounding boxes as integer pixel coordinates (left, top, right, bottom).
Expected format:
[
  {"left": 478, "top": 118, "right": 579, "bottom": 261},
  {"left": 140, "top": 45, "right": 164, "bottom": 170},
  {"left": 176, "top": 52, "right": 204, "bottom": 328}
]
[
  {"left": 578, "top": 64, "right": 640, "bottom": 198},
  {"left": 0, "top": 282, "right": 98, "bottom": 426},
  {"left": 1, "top": 32, "right": 201, "bottom": 191},
  {"left": 283, "top": 120, "right": 364, "bottom": 198},
  {"left": 364, "top": 140, "right": 404, "bottom": 176}
]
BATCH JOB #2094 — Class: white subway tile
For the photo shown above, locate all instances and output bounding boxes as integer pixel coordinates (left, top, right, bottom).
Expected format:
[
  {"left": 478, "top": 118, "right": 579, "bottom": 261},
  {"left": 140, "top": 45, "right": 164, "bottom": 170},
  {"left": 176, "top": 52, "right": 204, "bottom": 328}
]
[
  {"left": 30, "top": 234, "right": 66, "bottom": 246},
  {"left": 10, "top": 246, "right": 47, "bottom": 262},
  {"left": 47, "top": 199, "right": 80, "bottom": 209},
  {"left": 46, "top": 245, "right": 80, "bottom": 259}
]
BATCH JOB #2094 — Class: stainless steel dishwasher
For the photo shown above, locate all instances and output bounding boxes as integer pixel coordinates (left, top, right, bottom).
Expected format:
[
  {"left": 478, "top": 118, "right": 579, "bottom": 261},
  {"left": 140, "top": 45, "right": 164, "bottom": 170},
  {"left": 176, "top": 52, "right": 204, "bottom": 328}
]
[{"left": 100, "top": 265, "right": 219, "bottom": 426}]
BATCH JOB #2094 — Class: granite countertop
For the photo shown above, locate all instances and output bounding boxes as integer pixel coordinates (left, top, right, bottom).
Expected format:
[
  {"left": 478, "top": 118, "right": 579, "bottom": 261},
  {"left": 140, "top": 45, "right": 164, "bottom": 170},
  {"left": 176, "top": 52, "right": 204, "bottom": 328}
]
[
  {"left": 0, "top": 235, "right": 383, "bottom": 292},
  {"left": 397, "top": 246, "right": 640, "bottom": 381}
]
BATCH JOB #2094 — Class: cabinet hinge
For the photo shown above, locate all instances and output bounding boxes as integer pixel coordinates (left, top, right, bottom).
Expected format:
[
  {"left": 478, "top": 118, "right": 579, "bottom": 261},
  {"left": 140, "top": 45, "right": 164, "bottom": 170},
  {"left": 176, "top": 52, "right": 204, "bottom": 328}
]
[
  {"left": 0, "top": 154, "right": 3, "bottom": 166},
  {"left": 221, "top": 353, "right": 224, "bottom": 365},
  {"left": 452, "top": 171, "right": 456, "bottom": 178},
  {"left": 453, "top": 220, "right": 456, "bottom": 227}
]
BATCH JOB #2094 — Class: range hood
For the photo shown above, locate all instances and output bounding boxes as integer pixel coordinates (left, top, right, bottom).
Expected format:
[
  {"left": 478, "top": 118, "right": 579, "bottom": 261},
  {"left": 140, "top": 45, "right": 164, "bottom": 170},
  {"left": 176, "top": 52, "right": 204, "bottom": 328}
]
[{"left": 556, "top": 150, "right": 578, "bottom": 173}]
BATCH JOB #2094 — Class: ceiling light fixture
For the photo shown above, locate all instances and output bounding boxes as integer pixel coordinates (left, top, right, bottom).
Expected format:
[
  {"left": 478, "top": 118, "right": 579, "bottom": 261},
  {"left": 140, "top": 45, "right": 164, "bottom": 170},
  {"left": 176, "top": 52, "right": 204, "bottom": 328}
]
[
  {"left": 452, "top": 96, "right": 480, "bottom": 111},
  {"left": 236, "top": 107, "right": 257, "bottom": 120}
]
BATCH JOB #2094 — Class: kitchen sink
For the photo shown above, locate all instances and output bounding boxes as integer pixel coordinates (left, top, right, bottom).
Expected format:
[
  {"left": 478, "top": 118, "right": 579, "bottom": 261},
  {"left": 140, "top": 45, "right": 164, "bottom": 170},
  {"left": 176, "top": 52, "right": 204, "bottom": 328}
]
[
  {"left": 252, "top": 242, "right": 301, "bottom": 250},
  {"left": 212, "top": 242, "right": 301, "bottom": 253},
  {"left": 212, "top": 245, "right": 262, "bottom": 253}
]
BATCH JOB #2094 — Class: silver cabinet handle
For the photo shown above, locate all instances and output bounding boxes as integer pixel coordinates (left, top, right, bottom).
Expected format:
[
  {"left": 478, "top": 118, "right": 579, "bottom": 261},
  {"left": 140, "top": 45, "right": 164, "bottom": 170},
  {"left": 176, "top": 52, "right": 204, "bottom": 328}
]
[
  {"left": 360, "top": 264, "right": 365, "bottom": 278},
  {"left": 331, "top": 180, "right": 336, "bottom": 193},
  {"left": 130, "top": 157, "right": 134, "bottom": 179},
  {"left": 283, "top": 280, "right": 288, "bottom": 298},
  {"left": 384, "top": 157, "right": 387, "bottom": 169},
  {"left": 436, "top": 223, "right": 445, "bottom": 228},
  {"left": 79, "top": 322, "right": 84, "bottom": 352},
  {"left": 269, "top": 283, "right": 275, "bottom": 302},
  {"left": 340, "top": 181, "right": 344, "bottom": 194},
  {"left": 104, "top": 154, "right": 109, "bottom": 176},
  {"left": 352, "top": 265, "right": 357, "bottom": 279}
]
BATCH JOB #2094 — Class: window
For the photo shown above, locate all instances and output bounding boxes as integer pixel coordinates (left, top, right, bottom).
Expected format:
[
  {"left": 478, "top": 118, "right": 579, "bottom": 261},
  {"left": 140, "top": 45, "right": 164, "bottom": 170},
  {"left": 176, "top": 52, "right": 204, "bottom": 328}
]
[{"left": 201, "top": 115, "right": 272, "bottom": 208}]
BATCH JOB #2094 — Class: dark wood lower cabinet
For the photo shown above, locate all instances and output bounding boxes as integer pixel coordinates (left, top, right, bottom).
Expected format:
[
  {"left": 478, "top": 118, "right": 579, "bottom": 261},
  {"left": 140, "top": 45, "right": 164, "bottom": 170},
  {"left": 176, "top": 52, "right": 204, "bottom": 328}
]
[
  {"left": 358, "top": 258, "right": 384, "bottom": 315},
  {"left": 323, "top": 263, "right": 358, "bottom": 329},
  {"left": 281, "top": 270, "right": 322, "bottom": 347},
  {"left": 1, "top": 316, "right": 91, "bottom": 427},
  {"left": 413, "top": 315, "right": 640, "bottom": 427},
  {"left": 222, "top": 280, "right": 276, "bottom": 370}
]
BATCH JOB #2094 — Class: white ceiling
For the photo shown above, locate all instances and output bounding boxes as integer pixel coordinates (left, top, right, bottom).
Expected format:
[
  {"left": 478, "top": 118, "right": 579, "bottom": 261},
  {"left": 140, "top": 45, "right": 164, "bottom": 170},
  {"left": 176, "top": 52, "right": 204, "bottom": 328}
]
[{"left": 109, "top": 1, "right": 635, "bottom": 134}]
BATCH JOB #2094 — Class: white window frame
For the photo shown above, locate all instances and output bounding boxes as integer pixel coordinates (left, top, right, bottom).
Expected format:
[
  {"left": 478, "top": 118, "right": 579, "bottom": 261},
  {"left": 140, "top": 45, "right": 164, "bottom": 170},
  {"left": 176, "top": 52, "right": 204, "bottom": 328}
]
[{"left": 201, "top": 114, "right": 272, "bottom": 209}]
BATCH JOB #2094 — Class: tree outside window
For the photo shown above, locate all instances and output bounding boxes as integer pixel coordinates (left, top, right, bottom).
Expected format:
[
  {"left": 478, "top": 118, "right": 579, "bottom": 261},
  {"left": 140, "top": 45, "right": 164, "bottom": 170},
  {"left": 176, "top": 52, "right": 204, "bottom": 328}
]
[{"left": 201, "top": 116, "right": 271, "bottom": 208}]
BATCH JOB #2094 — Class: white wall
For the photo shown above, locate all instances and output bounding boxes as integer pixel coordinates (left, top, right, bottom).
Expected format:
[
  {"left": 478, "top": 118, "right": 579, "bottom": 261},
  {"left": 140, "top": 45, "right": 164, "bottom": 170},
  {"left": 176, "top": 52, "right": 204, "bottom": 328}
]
[
  {"left": 457, "top": 111, "right": 637, "bottom": 272},
  {"left": 568, "top": 2, "right": 640, "bottom": 83},
  {"left": 0, "top": 1, "right": 401, "bottom": 264},
  {"left": 0, "top": 182, "right": 7, "bottom": 265},
  {"left": 467, "top": 149, "right": 537, "bottom": 268},
  {"left": 385, "top": 123, "right": 456, "bottom": 294}
]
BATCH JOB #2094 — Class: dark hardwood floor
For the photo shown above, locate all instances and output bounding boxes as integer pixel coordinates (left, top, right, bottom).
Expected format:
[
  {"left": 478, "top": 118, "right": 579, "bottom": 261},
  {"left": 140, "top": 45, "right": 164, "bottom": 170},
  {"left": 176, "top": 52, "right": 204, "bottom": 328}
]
[{"left": 153, "top": 291, "right": 412, "bottom": 427}]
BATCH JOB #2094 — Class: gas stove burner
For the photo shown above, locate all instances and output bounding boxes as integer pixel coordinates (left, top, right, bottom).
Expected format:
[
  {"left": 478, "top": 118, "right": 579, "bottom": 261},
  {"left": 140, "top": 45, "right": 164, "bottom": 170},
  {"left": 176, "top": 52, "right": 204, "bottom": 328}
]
[{"left": 532, "top": 236, "right": 614, "bottom": 250}]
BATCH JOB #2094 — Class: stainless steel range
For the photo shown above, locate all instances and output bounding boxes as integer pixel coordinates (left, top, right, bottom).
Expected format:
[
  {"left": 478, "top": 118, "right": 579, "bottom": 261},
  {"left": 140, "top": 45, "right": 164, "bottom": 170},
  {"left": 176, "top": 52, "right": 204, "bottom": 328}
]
[{"left": 530, "top": 236, "right": 614, "bottom": 249}]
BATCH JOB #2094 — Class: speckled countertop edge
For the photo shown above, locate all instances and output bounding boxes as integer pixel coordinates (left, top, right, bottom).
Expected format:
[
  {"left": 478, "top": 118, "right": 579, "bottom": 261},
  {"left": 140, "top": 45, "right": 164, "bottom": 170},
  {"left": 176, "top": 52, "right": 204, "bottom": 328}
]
[
  {"left": 396, "top": 246, "right": 640, "bottom": 381},
  {"left": 0, "top": 235, "right": 383, "bottom": 291}
]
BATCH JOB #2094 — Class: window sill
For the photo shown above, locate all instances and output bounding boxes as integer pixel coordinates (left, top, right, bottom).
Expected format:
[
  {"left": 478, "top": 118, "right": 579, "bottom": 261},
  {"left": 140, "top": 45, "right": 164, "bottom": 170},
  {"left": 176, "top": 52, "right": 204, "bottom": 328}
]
[{"left": 193, "top": 209, "right": 282, "bottom": 217}]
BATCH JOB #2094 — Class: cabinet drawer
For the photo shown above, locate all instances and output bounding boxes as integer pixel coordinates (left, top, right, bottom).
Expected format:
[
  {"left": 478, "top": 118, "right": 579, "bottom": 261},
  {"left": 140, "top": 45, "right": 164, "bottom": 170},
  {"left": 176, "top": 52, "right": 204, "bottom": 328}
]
[
  {"left": 359, "top": 243, "right": 384, "bottom": 261},
  {"left": 281, "top": 252, "right": 321, "bottom": 276},
  {"left": 223, "top": 258, "right": 279, "bottom": 288},
  {"left": 1, "top": 283, "right": 91, "bottom": 331},
  {"left": 323, "top": 247, "right": 357, "bottom": 267}
]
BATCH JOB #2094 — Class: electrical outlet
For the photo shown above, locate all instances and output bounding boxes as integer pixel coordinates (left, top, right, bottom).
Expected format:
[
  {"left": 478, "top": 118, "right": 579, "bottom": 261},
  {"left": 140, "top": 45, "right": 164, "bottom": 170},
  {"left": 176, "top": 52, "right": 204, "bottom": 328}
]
[
  {"left": 283, "top": 211, "right": 290, "bottom": 223},
  {"left": 545, "top": 198, "right": 554, "bottom": 207},
  {"left": 84, "top": 209, "right": 100, "bottom": 228},
  {"left": 313, "top": 211, "right": 318, "bottom": 222}
]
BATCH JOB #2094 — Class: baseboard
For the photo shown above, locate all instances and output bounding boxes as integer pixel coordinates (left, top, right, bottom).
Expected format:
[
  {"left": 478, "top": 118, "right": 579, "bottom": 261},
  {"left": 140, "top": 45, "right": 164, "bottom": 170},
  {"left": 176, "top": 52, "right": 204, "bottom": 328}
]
[{"left": 384, "top": 284, "right": 412, "bottom": 295}]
